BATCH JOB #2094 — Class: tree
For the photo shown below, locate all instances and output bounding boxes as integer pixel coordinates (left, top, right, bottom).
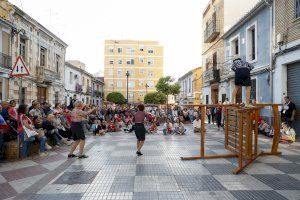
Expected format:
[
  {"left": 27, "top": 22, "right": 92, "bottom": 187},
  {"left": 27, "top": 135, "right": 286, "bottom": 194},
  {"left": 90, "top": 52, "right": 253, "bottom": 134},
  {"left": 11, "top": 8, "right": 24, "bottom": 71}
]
[
  {"left": 106, "top": 92, "right": 126, "bottom": 104},
  {"left": 155, "top": 76, "right": 181, "bottom": 104},
  {"left": 144, "top": 92, "right": 167, "bottom": 104}
]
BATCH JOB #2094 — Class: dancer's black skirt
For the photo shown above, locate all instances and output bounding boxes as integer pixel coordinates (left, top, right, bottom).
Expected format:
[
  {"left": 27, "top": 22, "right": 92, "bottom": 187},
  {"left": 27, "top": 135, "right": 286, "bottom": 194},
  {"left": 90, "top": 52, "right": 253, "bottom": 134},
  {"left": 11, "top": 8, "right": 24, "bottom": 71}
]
[
  {"left": 134, "top": 123, "right": 146, "bottom": 141},
  {"left": 71, "top": 122, "right": 85, "bottom": 141}
]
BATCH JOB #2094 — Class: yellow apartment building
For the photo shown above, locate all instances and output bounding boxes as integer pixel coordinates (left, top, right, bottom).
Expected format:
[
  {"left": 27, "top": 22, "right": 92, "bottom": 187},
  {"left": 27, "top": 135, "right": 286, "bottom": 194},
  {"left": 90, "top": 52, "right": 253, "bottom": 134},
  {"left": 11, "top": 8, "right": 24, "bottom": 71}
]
[
  {"left": 104, "top": 40, "right": 164, "bottom": 103},
  {"left": 193, "top": 67, "right": 203, "bottom": 105}
]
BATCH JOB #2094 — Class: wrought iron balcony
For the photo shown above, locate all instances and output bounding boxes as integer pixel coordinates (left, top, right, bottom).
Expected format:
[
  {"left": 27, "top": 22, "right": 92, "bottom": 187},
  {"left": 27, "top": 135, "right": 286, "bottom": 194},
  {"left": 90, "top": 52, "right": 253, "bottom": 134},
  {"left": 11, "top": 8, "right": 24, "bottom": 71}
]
[
  {"left": 36, "top": 67, "right": 60, "bottom": 83},
  {"left": 203, "top": 68, "right": 220, "bottom": 83},
  {"left": 86, "top": 86, "right": 92, "bottom": 95},
  {"left": 0, "top": 52, "right": 12, "bottom": 70},
  {"left": 75, "top": 83, "right": 83, "bottom": 93},
  {"left": 204, "top": 14, "right": 219, "bottom": 43},
  {"left": 93, "top": 91, "right": 103, "bottom": 97}
]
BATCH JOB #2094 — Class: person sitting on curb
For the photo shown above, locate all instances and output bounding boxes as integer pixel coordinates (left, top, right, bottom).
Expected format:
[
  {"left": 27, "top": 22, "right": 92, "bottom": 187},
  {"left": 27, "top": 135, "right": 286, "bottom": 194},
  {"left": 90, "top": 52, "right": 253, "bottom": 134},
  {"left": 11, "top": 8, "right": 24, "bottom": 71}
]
[
  {"left": 163, "top": 118, "right": 173, "bottom": 135},
  {"left": 280, "top": 122, "right": 296, "bottom": 143},
  {"left": 193, "top": 116, "right": 201, "bottom": 133}
]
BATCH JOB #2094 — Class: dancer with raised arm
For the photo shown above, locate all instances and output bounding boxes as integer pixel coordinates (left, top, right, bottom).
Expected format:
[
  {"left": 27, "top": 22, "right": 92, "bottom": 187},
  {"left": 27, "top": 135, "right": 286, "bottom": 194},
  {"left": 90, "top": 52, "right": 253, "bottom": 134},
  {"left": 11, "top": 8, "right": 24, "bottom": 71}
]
[{"left": 67, "top": 100, "right": 98, "bottom": 159}]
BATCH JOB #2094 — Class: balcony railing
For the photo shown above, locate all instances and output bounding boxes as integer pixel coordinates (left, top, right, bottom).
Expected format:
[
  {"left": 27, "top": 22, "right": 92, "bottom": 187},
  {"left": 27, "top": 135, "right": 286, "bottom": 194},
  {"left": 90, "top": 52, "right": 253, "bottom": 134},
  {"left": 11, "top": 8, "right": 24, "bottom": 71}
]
[
  {"left": 93, "top": 91, "right": 103, "bottom": 97},
  {"left": 204, "top": 14, "right": 220, "bottom": 43},
  {"left": 36, "top": 67, "right": 60, "bottom": 83},
  {"left": 0, "top": 52, "right": 12, "bottom": 70},
  {"left": 203, "top": 68, "right": 220, "bottom": 83},
  {"left": 86, "top": 86, "right": 92, "bottom": 95},
  {"left": 75, "top": 83, "right": 83, "bottom": 93}
]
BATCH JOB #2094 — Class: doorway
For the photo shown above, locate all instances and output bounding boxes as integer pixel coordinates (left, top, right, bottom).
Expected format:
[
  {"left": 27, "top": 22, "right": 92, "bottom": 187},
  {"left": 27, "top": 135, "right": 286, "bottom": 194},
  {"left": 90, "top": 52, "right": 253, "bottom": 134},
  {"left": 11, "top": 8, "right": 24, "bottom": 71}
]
[{"left": 37, "top": 87, "right": 47, "bottom": 103}]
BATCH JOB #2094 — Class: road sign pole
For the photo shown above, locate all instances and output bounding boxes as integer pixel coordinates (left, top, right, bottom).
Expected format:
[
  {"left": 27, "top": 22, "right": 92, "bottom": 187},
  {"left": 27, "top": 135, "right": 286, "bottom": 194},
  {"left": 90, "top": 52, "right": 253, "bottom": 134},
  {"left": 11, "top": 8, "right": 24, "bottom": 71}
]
[{"left": 17, "top": 77, "right": 23, "bottom": 159}]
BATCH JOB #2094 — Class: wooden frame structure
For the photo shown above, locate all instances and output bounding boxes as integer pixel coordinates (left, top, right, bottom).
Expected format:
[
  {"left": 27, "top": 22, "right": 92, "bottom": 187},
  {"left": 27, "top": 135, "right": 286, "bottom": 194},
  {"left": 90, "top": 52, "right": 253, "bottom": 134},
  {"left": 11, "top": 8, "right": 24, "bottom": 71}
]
[{"left": 180, "top": 104, "right": 281, "bottom": 174}]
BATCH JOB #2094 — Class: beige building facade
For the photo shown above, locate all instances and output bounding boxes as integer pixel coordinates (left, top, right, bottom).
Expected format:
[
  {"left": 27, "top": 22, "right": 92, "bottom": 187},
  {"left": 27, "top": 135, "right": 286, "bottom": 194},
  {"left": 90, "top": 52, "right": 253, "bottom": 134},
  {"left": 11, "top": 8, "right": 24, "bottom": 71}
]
[
  {"left": 201, "top": 0, "right": 258, "bottom": 104},
  {"left": 0, "top": 2, "right": 67, "bottom": 105},
  {"left": 104, "top": 40, "right": 163, "bottom": 103}
]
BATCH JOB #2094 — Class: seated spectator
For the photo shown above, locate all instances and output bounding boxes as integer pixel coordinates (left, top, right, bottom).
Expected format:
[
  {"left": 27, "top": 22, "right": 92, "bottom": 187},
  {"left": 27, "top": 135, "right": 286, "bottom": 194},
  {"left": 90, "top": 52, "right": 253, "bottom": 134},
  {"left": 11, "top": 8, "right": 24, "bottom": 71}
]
[
  {"left": 193, "top": 116, "right": 201, "bottom": 133},
  {"left": 258, "top": 120, "right": 272, "bottom": 137},
  {"left": 42, "top": 114, "right": 68, "bottom": 147},
  {"left": 163, "top": 119, "right": 173, "bottom": 135},
  {"left": 29, "top": 102, "right": 45, "bottom": 119},
  {"left": 148, "top": 120, "right": 158, "bottom": 134},
  {"left": 174, "top": 119, "right": 186, "bottom": 135},
  {"left": 53, "top": 103, "right": 63, "bottom": 115},
  {"left": 53, "top": 112, "right": 72, "bottom": 142},
  {"left": 107, "top": 120, "right": 117, "bottom": 132},
  {"left": 280, "top": 122, "right": 296, "bottom": 143},
  {"left": 124, "top": 120, "right": 134, "bottom": 133},
  {"left": 17, "top": 105, "right": 48, "bottom": 157},
  {"left": 0, "top": 112, "right": 9, "bottom": 161},
  {"left": 95, "top": 120, "right": 107, "bottom": 136}
]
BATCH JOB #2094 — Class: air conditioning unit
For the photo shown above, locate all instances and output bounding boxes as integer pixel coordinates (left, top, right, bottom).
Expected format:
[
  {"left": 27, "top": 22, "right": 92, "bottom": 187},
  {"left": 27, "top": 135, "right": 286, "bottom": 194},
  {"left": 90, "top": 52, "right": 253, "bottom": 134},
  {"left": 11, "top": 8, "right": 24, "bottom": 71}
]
[{"left": 277, "top": 34, "right": 284, "bottom": 46}]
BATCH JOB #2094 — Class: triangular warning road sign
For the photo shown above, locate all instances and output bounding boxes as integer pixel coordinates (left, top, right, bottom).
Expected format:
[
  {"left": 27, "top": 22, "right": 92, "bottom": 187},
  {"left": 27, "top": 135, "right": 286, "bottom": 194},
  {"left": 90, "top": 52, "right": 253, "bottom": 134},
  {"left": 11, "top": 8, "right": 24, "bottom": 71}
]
[{"left": 10, "top": 56, "right": 30, "bottom": 77}]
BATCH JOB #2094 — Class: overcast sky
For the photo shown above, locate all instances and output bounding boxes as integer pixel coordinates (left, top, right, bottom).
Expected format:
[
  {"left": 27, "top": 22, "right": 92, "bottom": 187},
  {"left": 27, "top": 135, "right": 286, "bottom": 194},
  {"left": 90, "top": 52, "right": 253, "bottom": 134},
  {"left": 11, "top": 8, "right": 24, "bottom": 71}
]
[{"left": 10, "top": 0, "right": 209, "bottom": 79}]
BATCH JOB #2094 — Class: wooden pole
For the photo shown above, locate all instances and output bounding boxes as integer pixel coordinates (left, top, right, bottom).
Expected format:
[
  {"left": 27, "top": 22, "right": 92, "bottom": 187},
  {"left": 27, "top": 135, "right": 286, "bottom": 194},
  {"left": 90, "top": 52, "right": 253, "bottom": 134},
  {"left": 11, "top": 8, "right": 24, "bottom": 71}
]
[
  {"left": 237, "top": 111, "right": 244, "bottom": 170},
  {"left": 254, "top": 109, "right": 259, "bottom": 156},
  {"left": 271, "top": 105, "right": 280, "bottom": 154}
]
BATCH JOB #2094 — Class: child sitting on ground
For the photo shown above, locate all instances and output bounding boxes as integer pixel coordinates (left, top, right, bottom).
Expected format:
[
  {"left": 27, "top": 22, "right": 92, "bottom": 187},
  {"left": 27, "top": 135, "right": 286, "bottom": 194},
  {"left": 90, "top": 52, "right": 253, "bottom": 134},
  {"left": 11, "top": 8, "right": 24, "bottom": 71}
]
[
  {"left": 124, "top": 120, "right": 134, "bottom": 133},
  {"left": 95, "top": 120, "right": 106, "bottom": 136},
  {"left": 148, "top": 119, "right": 158, "bottom": 134},
  {"left": 163, "top": 118, "right": 173, "bottom": 135},
  {"left": 280, "top": 122, "right": 296, "bottom": 143},
  {"left": 258, "top": 119, "right": 274, "bottom": 137},
  {"left": 107, "top": 120, "right": 117, "bottom": 132},
  {"left": 174, "top": 119, "right": 186, "bottom": 135}
]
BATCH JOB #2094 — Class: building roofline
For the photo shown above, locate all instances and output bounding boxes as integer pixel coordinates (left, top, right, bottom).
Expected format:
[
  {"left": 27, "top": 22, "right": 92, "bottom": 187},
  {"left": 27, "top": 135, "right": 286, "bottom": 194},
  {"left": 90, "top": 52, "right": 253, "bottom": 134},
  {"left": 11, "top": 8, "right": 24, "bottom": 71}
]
[
  {"left": 222, "top": 0, "right": 272, "bottom": 39},
  {"left": 13, "top": 5, "right": 68, "bottom": 47}
]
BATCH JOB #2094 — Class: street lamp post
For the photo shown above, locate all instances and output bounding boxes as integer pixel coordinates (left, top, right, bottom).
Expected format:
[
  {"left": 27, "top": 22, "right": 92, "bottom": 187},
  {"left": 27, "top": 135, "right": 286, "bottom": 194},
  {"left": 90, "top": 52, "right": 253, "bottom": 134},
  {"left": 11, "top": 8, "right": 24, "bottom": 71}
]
[
  {"left": 126, "top": 71, "right": 130, "bottom": 103},
  {"left": 145, "top": 83, "right": 149, "bottom": 94}
]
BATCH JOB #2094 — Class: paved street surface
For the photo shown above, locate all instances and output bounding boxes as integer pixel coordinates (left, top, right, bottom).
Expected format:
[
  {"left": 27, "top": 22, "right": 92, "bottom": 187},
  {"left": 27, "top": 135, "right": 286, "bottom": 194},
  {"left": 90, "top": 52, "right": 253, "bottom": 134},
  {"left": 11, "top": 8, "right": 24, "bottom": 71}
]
[{"left": 1, "top": 124, "right": 300, "bottom": 200}]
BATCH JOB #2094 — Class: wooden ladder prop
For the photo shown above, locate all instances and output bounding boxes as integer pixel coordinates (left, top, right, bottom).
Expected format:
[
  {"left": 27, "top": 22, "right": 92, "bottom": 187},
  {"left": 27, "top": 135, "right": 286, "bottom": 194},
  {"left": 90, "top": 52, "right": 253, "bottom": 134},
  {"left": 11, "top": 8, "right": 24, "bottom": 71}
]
[{"left": 180, "top": 104, "right": 281, "bottom": 174}]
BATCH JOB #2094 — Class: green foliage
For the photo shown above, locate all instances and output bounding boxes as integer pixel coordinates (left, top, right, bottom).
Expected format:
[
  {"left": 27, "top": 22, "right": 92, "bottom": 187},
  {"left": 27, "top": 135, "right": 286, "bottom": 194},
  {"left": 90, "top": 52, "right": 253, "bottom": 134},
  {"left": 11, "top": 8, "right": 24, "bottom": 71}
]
[
  {"left": 156, "top": 76, "right": 181, "bottom": 96},
  {"left": 106, "top": 92, "right": 126, "bottom": 104},
  {"left": 144, "top": 92, "right": 167, "bottom": 104}
]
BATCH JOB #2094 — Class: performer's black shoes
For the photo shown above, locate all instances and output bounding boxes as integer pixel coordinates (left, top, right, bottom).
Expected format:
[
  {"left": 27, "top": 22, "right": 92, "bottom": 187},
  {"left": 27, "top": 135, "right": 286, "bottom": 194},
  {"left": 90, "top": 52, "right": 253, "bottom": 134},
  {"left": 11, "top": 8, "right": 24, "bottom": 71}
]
[{"left": 136, "top": 151, "right": 143, "bottom": 156}]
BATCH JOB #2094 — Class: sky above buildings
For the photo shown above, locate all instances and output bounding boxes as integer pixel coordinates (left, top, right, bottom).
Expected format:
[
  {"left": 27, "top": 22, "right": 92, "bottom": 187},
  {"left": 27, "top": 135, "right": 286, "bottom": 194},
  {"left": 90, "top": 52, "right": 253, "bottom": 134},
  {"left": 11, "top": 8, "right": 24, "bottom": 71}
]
[{"left": 10, "top": 0, "right": 209, "bottom": 79}]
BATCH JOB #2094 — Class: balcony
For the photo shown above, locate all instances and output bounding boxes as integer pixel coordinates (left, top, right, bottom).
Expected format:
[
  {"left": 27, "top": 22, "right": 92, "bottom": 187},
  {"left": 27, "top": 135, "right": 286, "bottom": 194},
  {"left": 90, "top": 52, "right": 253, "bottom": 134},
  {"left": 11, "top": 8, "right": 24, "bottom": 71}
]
[
  {"left": 203, "top": 68, "right": 220, "bottom": 83},
  {"left": 75, "top": 83, "right": 83, "bottom": 93},
  {"left": 93, "top": 91, "right": 103, "bottom": 97},
  {"left": 0, "top": 52, "right": 12, "bottom": 70},
  {"left": 86, "top": 86, "right": 92, "bottom": 95},
  {"left": 204, "top": 14, "right": 220, "bottom": 43},
  {"left": 36, "top": 67, "right": 60, "bottom": 83}
]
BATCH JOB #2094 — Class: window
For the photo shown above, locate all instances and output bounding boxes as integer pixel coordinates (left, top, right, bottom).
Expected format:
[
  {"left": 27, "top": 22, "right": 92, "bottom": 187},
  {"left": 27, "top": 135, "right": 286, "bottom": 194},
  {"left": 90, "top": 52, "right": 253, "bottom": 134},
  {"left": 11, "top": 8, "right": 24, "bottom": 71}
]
[
  {"left": 40, "top": 47, "right": 47, "bottom": 66},
  {"left": 70, "top": 72, "right": 73, "bottom": 84},
  {"left": 108, "top": 69, "right": 114, "bottom": 76},
  {"left": 128, "top": 81, "right": 135, "bottom": 88},
  {"left": 117, "top": 47, "right": 122, "bottom": 53},
  {"left": 117, "top": 69, "right": 122, "bottom": 76},
  {"left": 129, "top": 92, "right": 134, "bottom": 98},
  {"left": 20, "top": 87, "right": 26, "bottom": 104},
  {"left": 250, "top": 79, "right": 257, "bottom": 101},
  {"left": 206, "top": 95, "right": 209, "bottom": 104},
  {"left": 147, "top": 59, "right": 154, "bottom": 66},
  {"left": 82, "top": 77, "right": 85, "bottom": 86},
  {"left": 108, "top": 81, "right": 114, "bottom": 88},
  {"left": 139, "top": 57, "right": 144, "bottom": 63},
  {"left": 118, "top": 59, "right": 122, "bottom": 65},
  {"left": 147, "top": 81, "right": 154, "bottom": 88},
  {"left": 19, "top": 38, "right": 26, "bottom": 61},
  {"left": 126, "top": 47, "right": 134, "bottom": 54},
  {"left": 148, "top": 71, "right": 154, "bottom": 77},
  {"left": 213, "top": 52, "right": 217, "bottom": 70},
  {"left": 108, "top": 46, "right": 114, "bottom": 53},
  {"left": 222, "top": 94, "right": 226, "bottom": 103},
  {"left": 139, "top": 69, "right": 144, "bottom": 74},
  {"left": 139, "top": 80, "right": 144, "bottom": 86},
  {"left": 87, "top": 79, "right": 90, "bottom": 87},
  {"left": 128, "top": 70, "right": 134, "bottom": 76},
  {"left": 230, "top": 36, "right": 239, "bottom": 56},
  {"left": 55, "top": 92, "right": 59, "bottom": 104},
  {"left": 117, "top": 81, "right": 122, "bottom": 88},
  {"left": 246, "top": 22, "right": 257, "bottom": 62},
  {"left": 126, "top": 59, "right": 134, "bottom": 65},
  {"left": 55, "top": 54, "right": 60, "bottom": 73},
  {"left": 139, "top": 46, "right": 144, "bottom": 51},
  {"left": 148, "top": 48, "right": 154, "bottom": 54},
  {"left": 296, "top": 0, "right": 300, "bottom": 18},
  {"left": 109, "top": 59, "right": 114, "bottom": 65}
]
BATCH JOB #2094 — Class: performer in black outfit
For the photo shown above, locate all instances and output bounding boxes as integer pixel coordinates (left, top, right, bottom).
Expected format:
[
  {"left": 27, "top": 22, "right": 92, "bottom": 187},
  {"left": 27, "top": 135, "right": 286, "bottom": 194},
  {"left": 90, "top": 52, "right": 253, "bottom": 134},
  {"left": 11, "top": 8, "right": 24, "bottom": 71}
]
[{"left": 231, "top": 56, "right": 254, "bottom": 105}]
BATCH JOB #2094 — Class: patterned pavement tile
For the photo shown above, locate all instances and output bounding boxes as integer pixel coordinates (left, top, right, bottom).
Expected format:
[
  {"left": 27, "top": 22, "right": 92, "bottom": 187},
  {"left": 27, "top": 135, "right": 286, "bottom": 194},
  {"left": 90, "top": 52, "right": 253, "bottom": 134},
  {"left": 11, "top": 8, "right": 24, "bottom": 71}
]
[
  {"left": 31, "top": 193, "right": 83, "bottom": 200},
  {"left": 132, "top": 192, "right": 158, "bottom": 200},
  {"left": 61, "top": 184, "right": 90, "bottom": 194},
  {"left": 276, "top": 190, "right": 300, "bottom": 200},
  {"left": 230, "top": 190, "right": 287, "bottom": 200},
  {"left": 175, "top": 175, "right": 226, "bottom": 191},
  {"left": 268, "top": 163, "right": 300, "bottom": 174},
  {"left": 109, "top": 176, "right": 135, "bottom": 193},
  {"left": 134, "top": 176, "right": 157, "bottom": 192},
  {"left": 32, "top": 154, "right": 66, "bottom": 164},
  {"left": 252, "top": 174, "right": 300, "bottom": 190},
  {"left": 9, "top": 174, "right": 46, "bottom": 193},
  {"left": 37, "top": 184, "right": 68, "bottom": 194},
  {"left": 136, "top": 164, "right": 172, "bottom": 176},
  {"left": 1, "top": 165, "right": 49, "bottom": 182},
  {"left": 213, "top": 175, "right": 272, "bottom": 190},
  {"left": 53, "top": 171, "right": 98, "bottom": 185},
  {"left": 0, "top": 174, "right": 7, "bottom": 184},
  {"left": 244, "top": 163, "right": 285, "bottom": 174},
  {"left": 202, "top": 164, "right": 244, "bottom": 175},
  {"left": 158, "top": 191, "right": 185, "bottom": 199},
  {"left": 288, "top": 174, "right": 300, "bottom": 181},
  {"left": 0, "top": 160, "right": 38, "bottom": 173},
  {"left": 280, "top": 155, "right": 300, "bottom": 163},
  {"left": 256, "top": 156, "right": 293, "bottom": 163},
  {"left": 182, "top": 191, "right": 236, "bottom": 200},
  {"left": 82, "top": 192, "right": 133, "bottom": 200},
  {"left": 0, "top": 182, "right": 17, "bottom": 200}
]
